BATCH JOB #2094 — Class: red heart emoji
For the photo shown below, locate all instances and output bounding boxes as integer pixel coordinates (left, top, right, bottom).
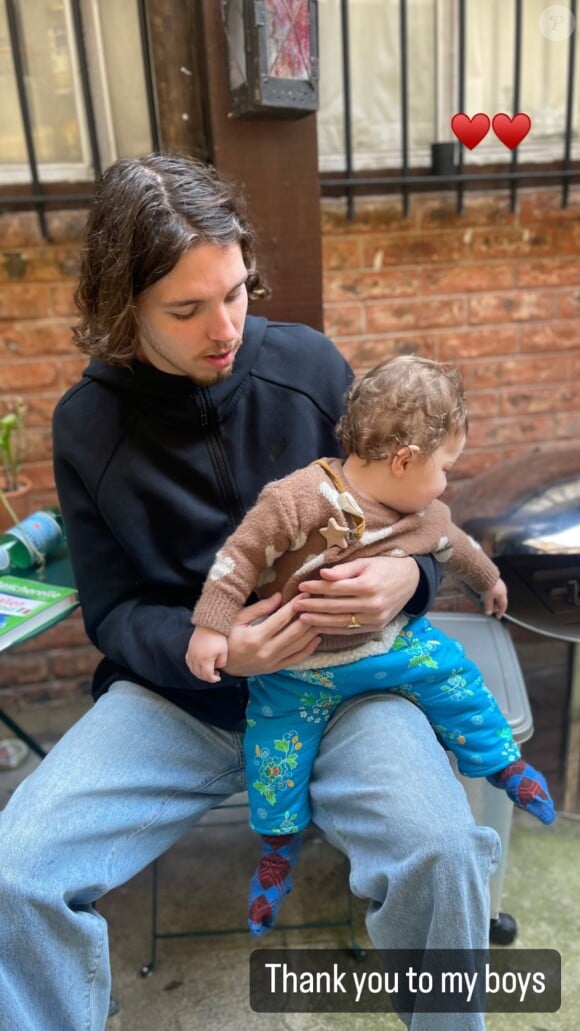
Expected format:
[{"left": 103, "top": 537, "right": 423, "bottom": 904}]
[
  {"left": 492, "top": 113, "right": 531, "bottom": 150},
  {"left": 450, "top": 113, "right": 491, "bottom": 150}
]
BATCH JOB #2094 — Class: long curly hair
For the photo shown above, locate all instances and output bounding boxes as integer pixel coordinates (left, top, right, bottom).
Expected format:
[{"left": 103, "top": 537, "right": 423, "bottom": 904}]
[
  {"left": 336, "top": 354, "right": 468, "bottom": 460},
  {"left": 73, "top": 153, "right": 270, "bottom": 366}
]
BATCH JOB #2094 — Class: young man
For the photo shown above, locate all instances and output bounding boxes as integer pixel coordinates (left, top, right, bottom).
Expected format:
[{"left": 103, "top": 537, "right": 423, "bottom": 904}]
[{"left": 0, "top": 154, "right": 499, "bottom": 1031}]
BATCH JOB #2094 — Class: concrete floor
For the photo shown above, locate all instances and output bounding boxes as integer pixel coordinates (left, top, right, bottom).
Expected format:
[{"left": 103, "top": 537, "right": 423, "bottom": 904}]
[{"left": 0, "top": 699, "right": 578, "bottom": 1031}]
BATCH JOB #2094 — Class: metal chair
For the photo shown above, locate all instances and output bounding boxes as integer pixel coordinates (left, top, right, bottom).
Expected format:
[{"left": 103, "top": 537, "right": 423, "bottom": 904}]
[{"left": 139, "top": 796, "right": 365, "bottom": 976}]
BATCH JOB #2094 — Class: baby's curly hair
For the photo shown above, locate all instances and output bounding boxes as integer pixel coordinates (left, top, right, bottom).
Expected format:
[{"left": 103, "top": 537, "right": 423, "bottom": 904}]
[{"left": 336, "top": 354, "right": 467, "bottom": 460}]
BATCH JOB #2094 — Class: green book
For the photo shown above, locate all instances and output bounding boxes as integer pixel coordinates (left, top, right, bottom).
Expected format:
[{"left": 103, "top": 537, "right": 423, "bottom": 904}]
[{"left": 0, "top": 575, "right": 78, "bottom": 651}]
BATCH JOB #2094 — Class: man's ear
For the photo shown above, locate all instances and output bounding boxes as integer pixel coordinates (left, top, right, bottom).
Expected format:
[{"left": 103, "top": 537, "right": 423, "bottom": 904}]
[{"left": 391, "top": 444, "right": 420, "bottom": 478}]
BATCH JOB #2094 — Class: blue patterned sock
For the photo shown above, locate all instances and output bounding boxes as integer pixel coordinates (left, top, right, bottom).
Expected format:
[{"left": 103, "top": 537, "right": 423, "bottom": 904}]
[
  {"left": 487, "top": 759, "right": 556, "bottom": 825},
  {"left": 248, "top": 833, "right": 302, "bottom": 936}
]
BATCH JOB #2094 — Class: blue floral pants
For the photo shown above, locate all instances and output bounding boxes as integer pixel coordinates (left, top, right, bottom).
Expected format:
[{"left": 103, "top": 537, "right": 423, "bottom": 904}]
[{"left": 245, "top": 615, "right": 521, "bottom": 835}]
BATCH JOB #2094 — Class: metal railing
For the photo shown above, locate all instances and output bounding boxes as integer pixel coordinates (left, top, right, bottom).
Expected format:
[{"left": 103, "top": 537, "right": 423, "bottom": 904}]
[
  {"left": 2, "top": 0, "right": 579, "bottom": 234},
  {"left": 323, "top": 0, "right": 579, "bottom": 217},
  {"left": 1, "top": 0, "right": 159, "bottom": 240}
]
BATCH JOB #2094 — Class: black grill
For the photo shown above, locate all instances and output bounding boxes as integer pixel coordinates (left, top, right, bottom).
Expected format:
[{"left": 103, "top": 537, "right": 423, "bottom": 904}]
[{"left": 453, "top": 452, "right": 580, "bottom": 643}]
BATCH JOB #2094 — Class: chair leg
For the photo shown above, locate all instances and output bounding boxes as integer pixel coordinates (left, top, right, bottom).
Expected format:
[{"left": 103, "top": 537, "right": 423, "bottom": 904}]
[{"left": 140, "top": 858, "right": 158, "bottom": 977}]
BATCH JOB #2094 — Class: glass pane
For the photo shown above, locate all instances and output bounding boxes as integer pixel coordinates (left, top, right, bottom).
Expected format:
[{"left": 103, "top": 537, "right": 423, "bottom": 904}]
[
  {"left": 223, "top": 0, "right": 247, "bottom": 90},
  {"left": 0, "top": 5, "right": 26, "bottom": 162},
  {"left": 318, "top": 0, "right": 436, "bottom": 172},
  {"left": 265, "top": 0, "right": 311, "bottom": 79},
  {"left": 2, "top": 0, "right": 83, "bottom": 164},
  {"left": 317, "top": 0, "right": 580, "bottom": 173},
  {"left": 96, "top": 0, "right": 152, "bottom": 158}
]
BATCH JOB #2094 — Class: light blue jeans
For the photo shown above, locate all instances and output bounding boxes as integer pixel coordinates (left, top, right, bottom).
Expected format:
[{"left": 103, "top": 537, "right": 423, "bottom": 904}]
[{"left": 0, "top": 681, "right": 500, "bottom": 1031}]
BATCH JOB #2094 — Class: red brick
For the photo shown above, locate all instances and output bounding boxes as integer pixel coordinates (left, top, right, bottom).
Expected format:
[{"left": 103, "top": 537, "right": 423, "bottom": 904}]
[
  {"left": 519, "top": 190, "right": 580, "bottom": 223},
  {"left": 321, "top": 197, "right": 419, "bottom": 234},
  {"left": 501, "top": 383, "right": 580, "bottom": 415},
  {"left": 557, "top": 287, "right": 580, "bottom": 319},
  {"left": 414, "top": 263, "right": 515, "bottom": 295},
  {"left": 0, "top": 652, "right": 49, "bottom": 687},
  {"left": 45, "top": 210, "right": 87, "bottom": 243},
  {"left": 467, "top": 416, "right": 554, "bottom": 448},
  {"left": 516, "top": 257, "right": 580, "bottom": 287},
  {"left": 555, "top": 411, "right": 580, "bottom": 439},
  {"left": 0, "top": 211, "right": 43, "bottom": 246},
  {"left": 323, "top": 303, "right": 364, "bottom": 338},
  {"left": 417, "top": 192, "right": 515, "bottom": 228},
  {"left": 465, "top": 390, "right": 499, "bottom": 417},
  {"left": 439, "top": 328, "right": 519, "bottom": 360},
  {"left": 0, "top": 247, "right": 81, "bottom": 283},
  {"left": 558, "top": 222, "right": 580, "bottom": 254},
  {"left": 0, "top": 284, "right": 51, "bottom": 319},
  {"left": 324, "top": 268, "right": 416, "bottom": 303},
  {"left": 0, "top": 680, "right": 88, "bottom": 711},
  {"left": 522, "top": 321, "right": 580, "bottom": 352},
  {"left": 468, "top": 291, "right": 554, "bottom": 324},
  {"left": 361, "top": 231, "right": 471, "bottom": 268},
  {"left": 366, "top": 297, "right": 465, "bottom": 333},
  {"left": 0, "top": 321, "right": 75, "bottom": 358},
  {"left": 0, "top": 360, "right": 59, "bottom": 391},
  {"left": 49, "top": 284, "right": 76, "bottom": 317},
  {"left": 58, "top": 357, "right": 87, "bottom": 390},
  {"left": 339, "top": 335, "right": 438, "bottom": 372},
  {"left": 50, "top": 649, "right": 99, "bottom": 679},
  {"left": 468, "top": 355, "right": 569, "bottom": 389},
  {"left": 472, "top": 226, "right": 559, "bottom": 258},
  {"left": 322, "top": 237, "right": 362, "bottom": 271}
]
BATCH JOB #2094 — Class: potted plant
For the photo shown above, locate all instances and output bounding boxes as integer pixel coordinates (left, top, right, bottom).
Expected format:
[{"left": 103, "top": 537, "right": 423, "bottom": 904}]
[{"left": 0, "top": 398, "right": 32, "bottom": 532}]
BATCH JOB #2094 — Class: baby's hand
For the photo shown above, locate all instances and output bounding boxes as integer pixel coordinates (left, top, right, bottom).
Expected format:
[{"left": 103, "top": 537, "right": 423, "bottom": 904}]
[
  {"left": 482, "top": 578, "right": 508, "bottom": 619},
  {"left": 186, "top": 626, "right": 229, "bottom": 683}
]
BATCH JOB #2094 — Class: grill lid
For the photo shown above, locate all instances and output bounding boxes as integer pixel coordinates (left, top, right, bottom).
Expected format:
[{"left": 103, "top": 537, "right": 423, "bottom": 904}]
[{"left": 463, "top": 475, "right": 580, "bottom": 557}]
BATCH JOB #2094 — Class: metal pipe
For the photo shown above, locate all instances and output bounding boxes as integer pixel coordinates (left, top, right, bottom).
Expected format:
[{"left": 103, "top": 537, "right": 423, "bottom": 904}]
[
  {"left": 399, "top": 0, "right": 409, "bottom": 215},
  {"left": 340, "top": 0, "right": 354, "bottom": 219},
  {"left": 5, "top": 0, "right": 49, "bottom": 239},
  {"left": 510, "top": 0, "right": 523, "bottom": 212},
  {"left": 136, "top": 0, "right": 161, "bottom": 152},
  {"left": 562, "top": 0, "right": 577, "bottom": 208}
]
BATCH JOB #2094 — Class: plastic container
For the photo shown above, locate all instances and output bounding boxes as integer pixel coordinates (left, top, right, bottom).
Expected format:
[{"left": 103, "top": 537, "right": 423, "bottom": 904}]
[{"left": 0, "top": 508, "right": 64, "bottom": 573}]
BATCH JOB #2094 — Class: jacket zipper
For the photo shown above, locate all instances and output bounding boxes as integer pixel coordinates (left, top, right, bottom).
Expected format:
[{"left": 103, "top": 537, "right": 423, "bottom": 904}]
[{"left": 198, "top": 389, "right": 245, "bottom": 528}]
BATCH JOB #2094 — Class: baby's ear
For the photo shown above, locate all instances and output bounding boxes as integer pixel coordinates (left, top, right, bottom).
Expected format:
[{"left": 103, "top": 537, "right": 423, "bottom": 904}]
[{"left": 391, "top": 444, "right": 420, "bottom": 476}]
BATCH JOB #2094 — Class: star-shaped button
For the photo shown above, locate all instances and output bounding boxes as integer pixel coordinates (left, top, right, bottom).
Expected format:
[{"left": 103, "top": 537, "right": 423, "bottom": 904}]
[{"left": 319, "top": 517, "right": 349, "bottom": 548}]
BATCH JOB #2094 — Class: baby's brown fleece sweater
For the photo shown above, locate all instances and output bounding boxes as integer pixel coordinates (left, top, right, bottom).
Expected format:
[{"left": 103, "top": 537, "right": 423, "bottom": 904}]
[{"left": 193, "top": 458, "right": 499, "bottom": 654}]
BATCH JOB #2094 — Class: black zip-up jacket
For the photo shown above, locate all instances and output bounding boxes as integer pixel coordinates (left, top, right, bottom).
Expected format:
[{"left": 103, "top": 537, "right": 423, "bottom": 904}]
[{"left": 53, "top": 316, "right": 441, "bottom": 728}]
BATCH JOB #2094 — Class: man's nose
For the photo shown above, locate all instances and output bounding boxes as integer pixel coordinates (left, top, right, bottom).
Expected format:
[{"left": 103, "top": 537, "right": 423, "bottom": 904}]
[{"left": 207, "top": 304, "right": 237, "bottom": 342}]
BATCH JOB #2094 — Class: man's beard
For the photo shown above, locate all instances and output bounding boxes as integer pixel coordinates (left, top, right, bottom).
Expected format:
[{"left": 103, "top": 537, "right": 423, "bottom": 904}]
[{"left": 190, "top": 362, "right": 235, "bottom": 387}]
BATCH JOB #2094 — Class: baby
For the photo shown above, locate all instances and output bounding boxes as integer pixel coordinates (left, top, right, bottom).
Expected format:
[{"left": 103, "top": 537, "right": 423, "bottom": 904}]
[{"left": 187, "top": 354, "right": 555, "bottom": 935}]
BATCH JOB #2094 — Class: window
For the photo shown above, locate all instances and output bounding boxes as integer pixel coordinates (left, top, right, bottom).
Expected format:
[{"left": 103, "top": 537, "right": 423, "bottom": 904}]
[
  {"left": 0, "top": 0, "right": 152, "bottom": 185},
  {"left": 317, "top": 0, "right": 580, "bottom": 173}
]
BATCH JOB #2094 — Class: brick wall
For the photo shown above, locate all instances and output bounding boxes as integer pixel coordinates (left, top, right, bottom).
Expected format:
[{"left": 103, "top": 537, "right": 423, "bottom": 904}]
[
  {"left": 1, "top": 186, "right": 580, "bottom": 710},
  {"left": 322, "top": 186, "right": 580, "bottom": 610},
  {"left": 0, "top": 209, "right": 98, "bottom": 713}
]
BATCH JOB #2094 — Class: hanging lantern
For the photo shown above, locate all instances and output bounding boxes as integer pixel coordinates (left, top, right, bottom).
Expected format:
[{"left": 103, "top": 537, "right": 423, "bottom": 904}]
[{"left": 222, "top": 0, "right": 319, "bottom": 118}]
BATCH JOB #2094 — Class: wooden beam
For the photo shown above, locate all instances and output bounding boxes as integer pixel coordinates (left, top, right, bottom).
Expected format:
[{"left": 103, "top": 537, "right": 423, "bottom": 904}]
[
  {"left": 146, "top": 0, "right": 209, "bottom": 158},
  {"left": 198, "top": 0, "right": 323, "bottom": 330}
]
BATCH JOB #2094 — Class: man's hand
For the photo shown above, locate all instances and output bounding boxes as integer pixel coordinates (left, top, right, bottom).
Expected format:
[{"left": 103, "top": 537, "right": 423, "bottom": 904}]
[
  {"left": 186, "top": 626, "right": 229, "bottom": 683},
  {"left": 224, "top": 594, "right": 322, "bottom": 677},
  {"left": 482, "top": 578, "right": 508, "bottom": 619},
  {"left": 293, "top": 555, "right": 420, "bottom": 634}
]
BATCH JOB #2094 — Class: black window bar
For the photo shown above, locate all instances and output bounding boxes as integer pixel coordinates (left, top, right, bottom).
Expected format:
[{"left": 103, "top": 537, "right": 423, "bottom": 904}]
[
  {"left": 323, "top": 0, "right": 580, "bottom": 217},
  {"left": 1, "top": 0, "right": 160, "bottom": 240}
]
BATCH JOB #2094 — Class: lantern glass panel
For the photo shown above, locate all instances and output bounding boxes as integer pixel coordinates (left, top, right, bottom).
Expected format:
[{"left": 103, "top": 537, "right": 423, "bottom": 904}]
[
  {"left": 223, "top": 0, "right": 247, "bottom": 91},
  {"left": 265, "top": 0, "right": 311, "bottom": 80}
]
